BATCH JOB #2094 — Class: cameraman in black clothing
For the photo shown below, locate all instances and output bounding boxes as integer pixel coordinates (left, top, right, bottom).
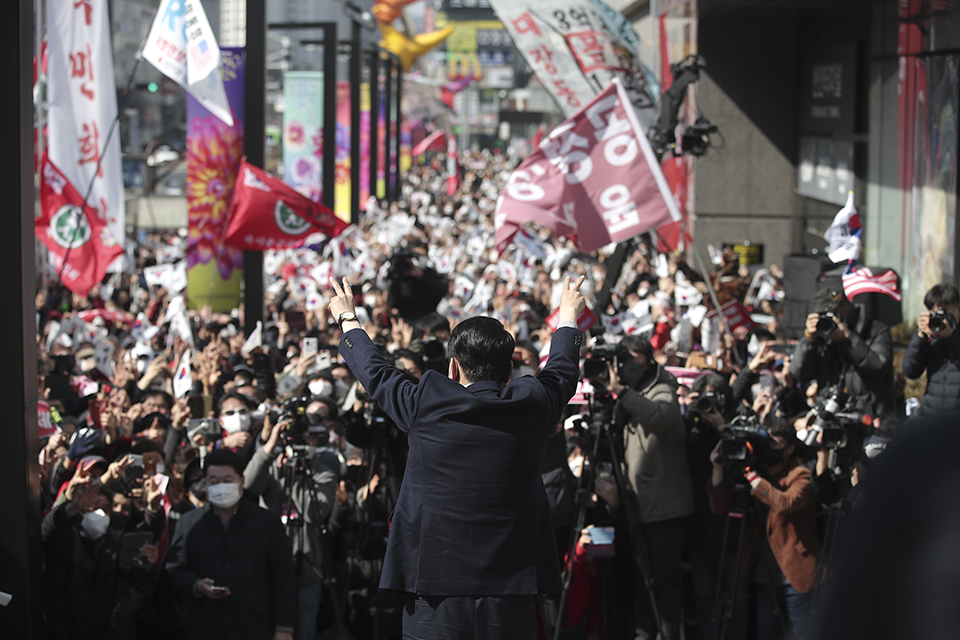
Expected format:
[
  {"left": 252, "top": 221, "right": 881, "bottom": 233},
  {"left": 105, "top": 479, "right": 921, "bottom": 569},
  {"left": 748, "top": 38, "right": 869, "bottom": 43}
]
[
  {"left": 793, "top": 286, "right": 894, "bottom": 418},
  {"left": 902, "top": 283, "right": 960, "bottom": 419}
]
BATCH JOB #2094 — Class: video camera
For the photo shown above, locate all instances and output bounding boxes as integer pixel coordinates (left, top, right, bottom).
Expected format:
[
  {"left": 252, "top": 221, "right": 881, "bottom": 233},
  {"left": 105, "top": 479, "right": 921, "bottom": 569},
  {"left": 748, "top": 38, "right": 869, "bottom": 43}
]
[
  {"left": 270, "top": 395, "right": 313, "bottom": 445},
  {"left": 582, "top": 344, "right": 623, "bottom": 384},
  {"left": 803, "top": 387, "right": 873, "bottom": 451},
  {"left": 717, "top": 415, "right": 769, "bottom": 464},
  {"left": 929, "top": 308, "right": 957, "bottom": 333}
]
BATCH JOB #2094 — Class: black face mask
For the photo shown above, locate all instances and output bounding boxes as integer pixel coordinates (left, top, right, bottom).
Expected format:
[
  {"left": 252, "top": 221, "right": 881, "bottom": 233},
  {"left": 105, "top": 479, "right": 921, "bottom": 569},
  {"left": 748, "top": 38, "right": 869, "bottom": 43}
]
[
  {"left": 758, "top": 446, "right": 786, "bottom": 469},
  {"left": 109, "top": 512, "right": 130, "bottom": 532},
  {"left": 620, "top": 361, "right": 647, "bottom": 385}
]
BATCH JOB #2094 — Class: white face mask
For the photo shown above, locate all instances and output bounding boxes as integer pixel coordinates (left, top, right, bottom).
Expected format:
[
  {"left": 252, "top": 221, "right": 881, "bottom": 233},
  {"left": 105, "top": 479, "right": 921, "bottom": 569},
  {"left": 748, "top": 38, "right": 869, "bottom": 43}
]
[
  {"left": 81, "top": 509, "right": 110, "bottom": 540},
  {"left": 308, "top": 380, "right": 333, "bottom": 398},
  {"left": 221, "top": 412, "right": 251, "bottom": 434},
  {"left": 207, "top": 482, "right": 242, "bottom": 509}
]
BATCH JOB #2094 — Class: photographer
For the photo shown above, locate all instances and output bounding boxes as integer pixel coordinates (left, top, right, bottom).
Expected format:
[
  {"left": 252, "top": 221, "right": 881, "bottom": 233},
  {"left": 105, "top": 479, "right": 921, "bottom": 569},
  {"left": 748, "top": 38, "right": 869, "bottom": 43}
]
[
  {"left": 902, "top": 283, "right": 960, "bottom": 418},
  {"left": 708, "top": 417, "right": 821, "bottom": 640},
  {"left": 244, "top": 416, "right": 338, "bottom": 640},
  {"left": 597, "top": 334, "right": 694, "bottom": 640},
  {"left": 793, "top": 286, "right": 893, "bottom": 417}
]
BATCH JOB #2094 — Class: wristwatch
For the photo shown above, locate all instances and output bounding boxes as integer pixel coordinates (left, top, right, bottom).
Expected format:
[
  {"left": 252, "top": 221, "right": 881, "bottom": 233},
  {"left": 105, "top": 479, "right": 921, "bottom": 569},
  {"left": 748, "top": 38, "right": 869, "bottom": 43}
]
[{"left": 337, "top": 311, "right": 358, "bottom": 327}]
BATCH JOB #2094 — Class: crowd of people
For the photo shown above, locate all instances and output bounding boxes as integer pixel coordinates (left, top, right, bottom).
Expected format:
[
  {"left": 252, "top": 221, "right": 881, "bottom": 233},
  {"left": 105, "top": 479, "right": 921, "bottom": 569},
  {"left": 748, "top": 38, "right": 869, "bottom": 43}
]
[{"left": 35, "top": 148, "right": 955, "bottom": 640}]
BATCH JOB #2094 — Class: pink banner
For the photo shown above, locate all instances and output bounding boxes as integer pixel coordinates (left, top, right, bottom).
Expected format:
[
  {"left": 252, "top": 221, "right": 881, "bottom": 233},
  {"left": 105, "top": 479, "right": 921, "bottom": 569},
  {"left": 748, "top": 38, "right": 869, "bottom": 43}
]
[{"left": 495, "top": 80, "right": 680, "bottom": 254}]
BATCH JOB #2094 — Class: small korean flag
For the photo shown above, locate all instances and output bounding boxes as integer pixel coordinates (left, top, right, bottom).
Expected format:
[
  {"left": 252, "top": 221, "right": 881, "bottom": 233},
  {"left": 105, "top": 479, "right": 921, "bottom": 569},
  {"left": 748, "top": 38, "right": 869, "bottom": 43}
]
[{"left": 174, "top": 350, "right": 192, "bottom": 399}]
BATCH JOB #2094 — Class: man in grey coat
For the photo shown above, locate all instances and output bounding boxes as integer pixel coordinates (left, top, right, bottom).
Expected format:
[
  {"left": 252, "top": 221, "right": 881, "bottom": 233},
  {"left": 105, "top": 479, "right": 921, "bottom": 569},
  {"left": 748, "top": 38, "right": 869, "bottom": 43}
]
[
  {"left": 244, "top": 418, "right": 338, "bottom": 640},
  {"left": 598, "top": 334, "right": 694, "bottom": 640}
]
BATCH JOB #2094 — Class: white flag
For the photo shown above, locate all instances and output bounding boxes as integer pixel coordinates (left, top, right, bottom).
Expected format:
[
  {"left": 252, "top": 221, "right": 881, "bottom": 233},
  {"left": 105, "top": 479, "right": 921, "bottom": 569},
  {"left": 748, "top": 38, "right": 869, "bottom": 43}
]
[
  {"left": 242, "top": 321, "right": 263, "bottom": 355},
  {"left": 142, "top": 0, "right": 234, "bottom": 126},
  {"left": 45, "top": 0, "right": 126, "bottom": 251},
  {"left": 173, "top": 349, "right": 193, "bottom": 398},
  {"left": 824, "top": 192, "right": 861, "bottom": 263}
]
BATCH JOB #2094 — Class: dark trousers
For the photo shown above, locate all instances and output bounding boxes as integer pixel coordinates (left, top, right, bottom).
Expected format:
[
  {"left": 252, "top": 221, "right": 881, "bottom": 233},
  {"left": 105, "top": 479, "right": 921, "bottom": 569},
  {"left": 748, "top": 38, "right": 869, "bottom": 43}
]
[
  {"left": 402, "top": 595, "right": 536, "bottom": 640},
  {"left": 635, "top": 516, "right": 686, "bottom": 640}
]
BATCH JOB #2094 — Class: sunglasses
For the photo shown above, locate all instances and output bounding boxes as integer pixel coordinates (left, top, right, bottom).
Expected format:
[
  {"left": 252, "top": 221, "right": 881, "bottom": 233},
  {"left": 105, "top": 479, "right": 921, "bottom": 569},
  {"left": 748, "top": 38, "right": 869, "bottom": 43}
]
[{"left": 221, "top": 408, "right": 249, "bottom": 417}]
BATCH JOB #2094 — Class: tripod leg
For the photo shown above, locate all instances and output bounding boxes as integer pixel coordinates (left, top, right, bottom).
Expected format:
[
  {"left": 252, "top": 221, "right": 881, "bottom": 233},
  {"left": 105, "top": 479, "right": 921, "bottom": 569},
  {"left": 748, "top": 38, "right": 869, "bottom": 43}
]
[
  {"left": 715, "top": 511, "right": 749, "bottom": 640},
  {"left": 748, "top": 512, "right": 791, "bottom": 639}
]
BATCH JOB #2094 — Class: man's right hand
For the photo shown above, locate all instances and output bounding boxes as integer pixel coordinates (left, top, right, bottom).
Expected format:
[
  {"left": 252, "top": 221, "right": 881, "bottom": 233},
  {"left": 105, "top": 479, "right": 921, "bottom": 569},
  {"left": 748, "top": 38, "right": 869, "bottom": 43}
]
[
  {"left": 804, "top": 313, "right": 820, "bottom": 340},
  {"left": 196, "top": 578, "right": 230, "bottom": 599},
  {"left": 223, "top": 431, "right": 252, "bottom": 450},
  {"left": 558, "top": 276, "right": 587, "bottom": 324}
]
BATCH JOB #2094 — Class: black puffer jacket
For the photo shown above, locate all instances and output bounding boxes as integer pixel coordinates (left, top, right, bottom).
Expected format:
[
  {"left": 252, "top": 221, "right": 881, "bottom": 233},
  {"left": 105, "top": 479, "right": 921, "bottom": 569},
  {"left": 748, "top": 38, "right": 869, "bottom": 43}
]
[
  {"left": 901, "top": 331, "right": 960, "bottom": 416},
  {"left": 793, "top": 317, "right": 894, "bottom": 417}
]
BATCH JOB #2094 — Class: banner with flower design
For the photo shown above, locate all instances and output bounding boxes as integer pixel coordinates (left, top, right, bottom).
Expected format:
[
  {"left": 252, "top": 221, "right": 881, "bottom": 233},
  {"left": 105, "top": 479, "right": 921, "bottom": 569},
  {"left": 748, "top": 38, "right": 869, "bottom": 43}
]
[
  {"left": 186, "top": 47, "right": 245, "bottom": 312},
  {"left": 282, "top": 71, "right": 324, "bottom": 204}
]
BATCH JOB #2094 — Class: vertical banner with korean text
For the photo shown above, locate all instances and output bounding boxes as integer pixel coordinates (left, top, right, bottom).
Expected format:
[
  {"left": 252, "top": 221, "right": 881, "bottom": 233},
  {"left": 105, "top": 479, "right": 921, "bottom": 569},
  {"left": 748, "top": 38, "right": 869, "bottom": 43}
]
[
  {"left": 282, "top": 71, "right": 324, "bottom": 203},
  {"left": 45, "top": 0, "right": 125, "bottom": 255},
  {"left": 186, "top": 48, "right": 245, "bottom": 312}
]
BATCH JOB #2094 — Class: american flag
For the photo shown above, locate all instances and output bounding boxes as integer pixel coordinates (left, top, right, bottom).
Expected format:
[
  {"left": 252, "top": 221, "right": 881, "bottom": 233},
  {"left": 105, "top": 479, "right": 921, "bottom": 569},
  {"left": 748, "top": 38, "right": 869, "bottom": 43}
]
[
  {"left": 842, "top": 267, "right": 901, "bottom": 302},
  {"left": 190, "top": 39, "right": 214, "bottom": 71}
]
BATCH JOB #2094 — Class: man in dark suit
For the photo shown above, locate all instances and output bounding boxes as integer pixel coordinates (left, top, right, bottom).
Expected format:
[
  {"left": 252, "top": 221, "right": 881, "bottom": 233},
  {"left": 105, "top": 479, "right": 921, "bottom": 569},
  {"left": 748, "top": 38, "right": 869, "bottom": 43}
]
[{"left": 328, "top": 275, "right": 586, "bottom": 639}]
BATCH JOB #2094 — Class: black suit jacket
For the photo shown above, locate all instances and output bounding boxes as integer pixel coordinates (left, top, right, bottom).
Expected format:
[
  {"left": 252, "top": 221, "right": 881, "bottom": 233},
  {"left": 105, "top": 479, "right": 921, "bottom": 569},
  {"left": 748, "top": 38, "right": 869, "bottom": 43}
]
[
  {"left": 165, "top": 499, "right": 296, "bottom": 640},
  {"left": 339, "top": 325, "right": 583, "bottom": 596}
]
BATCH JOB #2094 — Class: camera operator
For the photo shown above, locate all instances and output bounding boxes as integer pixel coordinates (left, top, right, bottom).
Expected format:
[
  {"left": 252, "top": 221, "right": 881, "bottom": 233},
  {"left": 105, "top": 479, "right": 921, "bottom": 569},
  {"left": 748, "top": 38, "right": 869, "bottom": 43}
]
[
  {"left": 708, "top": 417, "right": 821, "bottom": 640},
  {"left": 244, "top": 414, "right": 338, "bottom": 640},
  {"left": 684, "top": 373, "right": 746, "bottom": 640},
  {"left": 596, "top": 334, "right": 694, "bottom": 640},
  {"left": 902, "top": 283, "right": 960, "bottom": 418},
  {"left": 793, "top": 286, "right": 894, "bottom": 417}
]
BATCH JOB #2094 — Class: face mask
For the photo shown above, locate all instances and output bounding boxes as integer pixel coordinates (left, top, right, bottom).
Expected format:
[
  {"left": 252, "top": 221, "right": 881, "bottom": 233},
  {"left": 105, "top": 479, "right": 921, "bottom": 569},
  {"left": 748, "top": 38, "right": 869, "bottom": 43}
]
[
  {"left": 109, "top": 512, "right": 130, "bottom": 531},
  {"left": 759, "top": 446, "right": 786, "bottom": 469},
  {"left": 81, "top": 509, "right": 111, "bottom": 540},
  {"left": 620, "top": 361, "right": 647, "bottom": 385},
  {"left": 206, "top": 482, "right": 242, "bottom": 509},
  {"left": 221, "top": 412, "right": 251, "bottom": 434},
  {"left": 309, "top": 380, "right": 333, "bottom": 398},
  {"left": 333, "top": 380, "right": 350, "bottom": 399}
]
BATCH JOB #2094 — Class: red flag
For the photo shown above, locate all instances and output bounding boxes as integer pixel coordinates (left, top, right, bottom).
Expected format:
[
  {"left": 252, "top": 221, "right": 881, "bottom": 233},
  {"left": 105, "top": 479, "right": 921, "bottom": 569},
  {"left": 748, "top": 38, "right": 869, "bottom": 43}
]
[
  {"left": 446, "top": 134, "right": 461, "bottom": 196},
  {"left": 494, "top": 79, "right": 681, "bottom": 254},
  {"left": 545, "top": 305, "right": 598, "bottom": 332},
  {"left": 412, "top": 130, "right": 446, "bottom": 156},
  {"left": 654, "top": 19, "right": 691, "bottom": 254},
  {"left": 659, "top": 15, "right": 673, "bottom": 92},
  {"left": 37, "top": 155, "right": 124, "bottom": 296},
  {"left": 225, "top": 161, "right": 349, "bottom": 251}
]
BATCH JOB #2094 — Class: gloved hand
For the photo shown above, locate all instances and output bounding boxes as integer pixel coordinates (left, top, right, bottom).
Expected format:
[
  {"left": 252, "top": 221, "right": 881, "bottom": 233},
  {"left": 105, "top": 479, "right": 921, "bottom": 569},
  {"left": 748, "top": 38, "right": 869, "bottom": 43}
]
[{"left": 67, "top": 427, "right": 102, "bottom": 461}]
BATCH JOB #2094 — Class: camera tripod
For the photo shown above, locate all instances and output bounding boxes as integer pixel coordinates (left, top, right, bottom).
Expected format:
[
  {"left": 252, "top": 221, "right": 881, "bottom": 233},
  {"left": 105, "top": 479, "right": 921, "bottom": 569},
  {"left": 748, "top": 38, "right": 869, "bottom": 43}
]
[
  {"left": 552, "top": 393, "right": 664, "bottom": 640},
  {"left": 280, "top": 446, "right": 348, "bottom": 640},
  {"left": 713, "top": 478, "right": 789, "bottom": 640}
]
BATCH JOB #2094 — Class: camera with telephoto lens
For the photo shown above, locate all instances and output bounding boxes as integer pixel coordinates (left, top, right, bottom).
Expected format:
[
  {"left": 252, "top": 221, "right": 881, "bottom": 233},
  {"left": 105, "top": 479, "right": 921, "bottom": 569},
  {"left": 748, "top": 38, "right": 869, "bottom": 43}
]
[
  {"left": 695, "top": 392, "right": 723, "bottom": 415},
  {"left": 717, "top": 415, "right": 769, "bottom": 464},
  {"left": 928, "top": 309, "right": 957, "bottom": 333},
  {"left": 816, "top": 312, "right": 838, "bottom": 338},
  {"left": 802, "top": 386, "right": 873, "bottom": 450}
]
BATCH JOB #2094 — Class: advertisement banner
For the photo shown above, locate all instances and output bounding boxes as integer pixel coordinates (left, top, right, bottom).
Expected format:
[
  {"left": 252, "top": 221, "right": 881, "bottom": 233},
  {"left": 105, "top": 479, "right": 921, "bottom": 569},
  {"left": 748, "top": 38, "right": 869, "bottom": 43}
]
[
  {"left": 45, "top": 0, "right": 125, "bottom": 253},
  {"left": 488, "top": 0, "right": 658, "bottom": 127},
  {"left": 282, "top": 71, "right": 324, "bottom": 203},
  {"left": 335, "top": 81, "right": 352, "bottom": 222},
  {"left": 360, "top": 82, "right": 371, "bottom": 206},
  {"left": 186, "top": 47, "right": 245, "bottom": 312}
]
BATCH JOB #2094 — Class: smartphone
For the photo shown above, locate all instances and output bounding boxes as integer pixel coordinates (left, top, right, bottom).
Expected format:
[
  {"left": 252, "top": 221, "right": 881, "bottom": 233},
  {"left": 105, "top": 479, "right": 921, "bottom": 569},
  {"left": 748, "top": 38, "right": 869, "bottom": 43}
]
[
  {"left": 302, "top": 337, "right": 319, "bottom": 360},
  {"left": 210, "top": 585, "right": 230, "bottom": 594},
  {"left": 128, "top": 454, "right": 144, "bottom": 468},
  {"left": 143, "top": 451, "right": 161, "bottom": 477},
  {"left": 186, "top": 395, "right": 206, "bottom": 420},
  {"left": 759, "top": 371, "right": 776, "bottom": 391},
  {"left": 597, "top": 462, "right": 613, "bottom": 483},
  {"left": 87, "top": 398, "right": 103, "bottom": 429}
]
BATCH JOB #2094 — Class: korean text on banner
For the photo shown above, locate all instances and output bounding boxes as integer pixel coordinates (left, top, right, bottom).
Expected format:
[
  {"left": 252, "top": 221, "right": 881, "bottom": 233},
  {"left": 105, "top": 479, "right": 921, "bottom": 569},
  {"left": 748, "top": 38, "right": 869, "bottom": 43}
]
[
  {"left": 45, "top": 0, "right": 125, "bottom": 252},
  {"left": 488, "top": 0, "right": 657, "bottom": 128},
  {"left": 494, "top": 79, "right": 680, "bottom": 255}
]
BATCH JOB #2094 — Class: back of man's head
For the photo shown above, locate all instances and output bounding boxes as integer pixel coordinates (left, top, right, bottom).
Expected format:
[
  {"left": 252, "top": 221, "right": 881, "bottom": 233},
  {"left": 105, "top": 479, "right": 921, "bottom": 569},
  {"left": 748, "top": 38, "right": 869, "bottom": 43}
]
[
  {"left": 924, "top": 283, "right": 960, "bottom": 310},
  {"left": 448, "top": 316, "right": 515, "bottom": 384}
]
